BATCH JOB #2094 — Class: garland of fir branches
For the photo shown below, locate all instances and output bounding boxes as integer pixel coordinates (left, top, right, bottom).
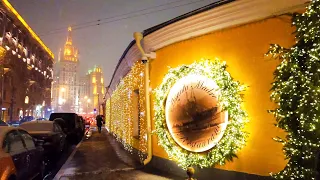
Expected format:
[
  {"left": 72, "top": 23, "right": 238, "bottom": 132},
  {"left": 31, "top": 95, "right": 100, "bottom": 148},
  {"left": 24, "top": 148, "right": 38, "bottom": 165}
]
[{"left": 153, "top": 59, "right": 248, "bottom": 169}]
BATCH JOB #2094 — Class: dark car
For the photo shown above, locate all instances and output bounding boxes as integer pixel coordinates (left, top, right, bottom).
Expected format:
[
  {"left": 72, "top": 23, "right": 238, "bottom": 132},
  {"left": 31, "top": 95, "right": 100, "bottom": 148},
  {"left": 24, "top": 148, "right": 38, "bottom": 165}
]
[
  {"left": 78, "top": 116, "right": 85, "bottom": 135},
  {"left": 49, "top": 113, "right": 83, "bottom": 144},
  {"left": 19, "top": 116, "right": 35, "bottom": 124},
  {"left": 36, "top": 118, "right": 47, "bottom": 121},
  {"left": 0, "top": 126, "right": 46, "bottom": 180},
  {"left": 19, "top": 121, "right": 66, "bottom": 155},
  {"left": 0, "top": 120, "right": 8, "bottom": 126},
  {"left": 6, "top": 120, "right": 20, "bottom": 127}
]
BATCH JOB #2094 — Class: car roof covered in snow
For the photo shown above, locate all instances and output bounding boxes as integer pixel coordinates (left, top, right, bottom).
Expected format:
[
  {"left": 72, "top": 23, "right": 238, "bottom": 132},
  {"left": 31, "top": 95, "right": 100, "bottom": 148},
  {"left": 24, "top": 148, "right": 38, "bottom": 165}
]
[
  {"left": 0, "top": 126, "right": 24, "bottom": 146},
  {"left": 20, "top": 120, "right": 53, "bottom": 125},
  {"left": 19, "top": 120, "right": 54, "bottom": 132}
]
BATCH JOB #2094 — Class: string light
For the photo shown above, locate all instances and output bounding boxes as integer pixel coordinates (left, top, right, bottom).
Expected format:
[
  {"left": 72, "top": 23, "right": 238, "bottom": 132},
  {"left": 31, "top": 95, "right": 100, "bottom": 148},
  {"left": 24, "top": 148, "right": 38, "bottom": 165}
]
[
  {"left": 265, "top": 0, "right": 320, "bottom": 179},
  {"left": 105, "top": 62, "right": 147, "bottom": 162}
]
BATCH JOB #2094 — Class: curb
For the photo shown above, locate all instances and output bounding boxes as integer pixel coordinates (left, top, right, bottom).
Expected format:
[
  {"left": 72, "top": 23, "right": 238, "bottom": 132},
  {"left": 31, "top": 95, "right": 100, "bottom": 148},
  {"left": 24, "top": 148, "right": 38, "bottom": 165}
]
[
  {"left": 53, "top": 139, "right": 83, "bottom": 180},
  {"left": 59, "top": 167, "right": 137, "bottom": 178}
]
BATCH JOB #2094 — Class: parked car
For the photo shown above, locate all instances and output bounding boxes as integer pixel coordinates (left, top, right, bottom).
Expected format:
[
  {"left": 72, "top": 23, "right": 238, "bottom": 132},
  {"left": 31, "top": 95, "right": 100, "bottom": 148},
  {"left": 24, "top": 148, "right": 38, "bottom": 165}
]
[
  {"left": 0, "top": 126, "right": 46, "bottom": 180},
  {"left": 36, "top": 118, "right": 47, "bottom": 121},
  {"left": 6, "top": 120, "right": 20, "bottom": 127},
  {"left": 78, "top": 116, "right": 85, "bottom": 135},
  {"left": 49, "top": 113, "right": 84, "bottom": 144},
  {"left": 19, "top": 121, "right": 66, "bottom": 155},
  {"left": 0, "top": 120, "right": 8, "bottom": 126},
  {"left": 19, "top": 116, "right": 35, "bottom": 124}
]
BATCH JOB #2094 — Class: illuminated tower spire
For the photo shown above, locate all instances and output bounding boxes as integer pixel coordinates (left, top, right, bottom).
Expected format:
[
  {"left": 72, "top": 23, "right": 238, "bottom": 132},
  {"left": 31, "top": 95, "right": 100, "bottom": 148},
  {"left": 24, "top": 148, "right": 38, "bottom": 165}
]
[
  {"left": 62, "top": 26, "right": 78, "bottom": 62},
  {"left": 66, "top": 26, "right": 72, "bottom": 45}
]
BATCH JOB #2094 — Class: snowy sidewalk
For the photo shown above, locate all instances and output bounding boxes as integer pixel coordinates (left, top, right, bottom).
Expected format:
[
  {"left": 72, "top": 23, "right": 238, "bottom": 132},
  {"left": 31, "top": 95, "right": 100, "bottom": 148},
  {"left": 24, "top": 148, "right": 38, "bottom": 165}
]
[{"left": 54, "top": 128, "right": 181, "bottom": 180}]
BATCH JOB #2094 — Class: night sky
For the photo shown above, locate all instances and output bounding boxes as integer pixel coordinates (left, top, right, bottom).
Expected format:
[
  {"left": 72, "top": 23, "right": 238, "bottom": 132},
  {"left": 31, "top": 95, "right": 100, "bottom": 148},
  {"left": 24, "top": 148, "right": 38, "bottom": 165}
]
[{"left": 9, "top": 0, "right": 217, "bottom": 84}]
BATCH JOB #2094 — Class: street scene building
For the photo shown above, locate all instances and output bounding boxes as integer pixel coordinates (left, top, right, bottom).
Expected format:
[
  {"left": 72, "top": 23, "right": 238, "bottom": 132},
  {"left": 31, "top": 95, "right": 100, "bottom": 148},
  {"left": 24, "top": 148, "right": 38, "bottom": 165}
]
[
  {"left": 2, "top": 0, "right": 320, "bottom": 179},
  {"left": 86, "top": 65, "right": 104, "bottom": 115},
  {"left": 78, "top": 75, "right": 89, "bottom": 113},
  {"left": 52, "top": 27, "right": 80, "bottom": 113},
  {"left": 51, "top": 28, "right": 105, "bottom": 115},
  {"left": 0, "top": 0, "right": 53, "bottom": 122}
]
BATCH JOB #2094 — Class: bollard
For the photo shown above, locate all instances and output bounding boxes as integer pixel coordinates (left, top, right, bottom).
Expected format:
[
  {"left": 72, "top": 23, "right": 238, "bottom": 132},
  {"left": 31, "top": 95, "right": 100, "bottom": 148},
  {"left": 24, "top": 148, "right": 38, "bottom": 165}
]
[{"left": 186, "top": 167, "right": 197, "bottom": 180}]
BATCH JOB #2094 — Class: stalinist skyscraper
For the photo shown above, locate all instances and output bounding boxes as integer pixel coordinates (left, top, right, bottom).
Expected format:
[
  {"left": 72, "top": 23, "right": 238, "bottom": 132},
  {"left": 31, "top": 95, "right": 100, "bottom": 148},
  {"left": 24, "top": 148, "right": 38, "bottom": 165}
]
[{"left": 52, "top": 27, "right": 80, "bottom": 112}]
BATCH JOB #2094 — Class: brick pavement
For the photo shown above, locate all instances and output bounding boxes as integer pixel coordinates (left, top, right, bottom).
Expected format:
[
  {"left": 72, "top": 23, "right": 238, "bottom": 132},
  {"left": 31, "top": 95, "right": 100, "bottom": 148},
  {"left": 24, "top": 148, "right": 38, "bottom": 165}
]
[{"left": 54, "top": 128, "right": 183, "bottom": 180}]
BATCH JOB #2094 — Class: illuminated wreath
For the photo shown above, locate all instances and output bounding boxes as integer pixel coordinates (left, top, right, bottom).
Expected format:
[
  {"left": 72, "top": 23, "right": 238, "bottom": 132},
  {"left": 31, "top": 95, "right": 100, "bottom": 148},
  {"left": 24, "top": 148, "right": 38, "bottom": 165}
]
[{"left": 153, "top": 59, "right": 248, "bottom": 169}]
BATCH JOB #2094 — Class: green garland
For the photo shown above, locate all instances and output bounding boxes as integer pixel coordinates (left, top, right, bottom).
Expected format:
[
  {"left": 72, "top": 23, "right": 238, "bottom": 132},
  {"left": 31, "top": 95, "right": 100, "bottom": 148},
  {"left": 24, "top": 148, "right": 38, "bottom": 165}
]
[
  {"left": 266, "top": 0, "right": 320, "bottom": 179},
  {"left": 154, "top": 59, "right": 249, "bottom": 169}
]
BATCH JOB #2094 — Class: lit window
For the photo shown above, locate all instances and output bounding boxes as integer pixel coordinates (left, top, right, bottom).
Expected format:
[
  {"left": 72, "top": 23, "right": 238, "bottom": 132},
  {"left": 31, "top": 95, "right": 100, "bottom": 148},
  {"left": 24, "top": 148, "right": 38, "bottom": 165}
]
[
  {"left": 93, "top": 86, "right": 97, "bottom": 94},
  {"left": 101, "top": 77, "right": 103, "bottom": 84},
  {"left": 92, "top": 77, "right": 96, "bottom": 83}
]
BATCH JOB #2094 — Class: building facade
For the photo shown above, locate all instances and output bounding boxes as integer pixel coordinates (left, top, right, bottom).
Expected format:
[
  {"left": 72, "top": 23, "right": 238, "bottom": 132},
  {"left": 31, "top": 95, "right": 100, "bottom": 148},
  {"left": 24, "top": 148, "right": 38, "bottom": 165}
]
[
  {"left": 83, "top": 66, "right": 104, "bottom": 115},
  {"left": 104, "top": 0, "right": 308, "bottom": 179},
  {"left": 0, "top": 0, "right": 54, "bottom": 121},
  {"left": 52, "top": 27, "right": 80, "bottom": 113},
  {"left": 78, "top": 75, "right": 89, "bottom": 114}
]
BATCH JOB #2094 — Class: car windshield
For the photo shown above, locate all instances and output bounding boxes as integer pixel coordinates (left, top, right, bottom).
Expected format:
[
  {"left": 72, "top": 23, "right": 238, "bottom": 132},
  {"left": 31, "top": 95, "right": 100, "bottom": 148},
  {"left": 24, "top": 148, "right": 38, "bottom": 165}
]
[{"left": 20, "top": 123, "right": 53, "bottom": 132}]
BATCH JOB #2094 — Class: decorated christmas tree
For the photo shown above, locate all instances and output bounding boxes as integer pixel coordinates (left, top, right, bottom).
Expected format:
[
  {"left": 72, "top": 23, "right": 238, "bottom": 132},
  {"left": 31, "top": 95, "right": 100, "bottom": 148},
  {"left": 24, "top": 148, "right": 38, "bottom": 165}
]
[{"left": 266, "top": 0, "right": 320, "bottom": 179}]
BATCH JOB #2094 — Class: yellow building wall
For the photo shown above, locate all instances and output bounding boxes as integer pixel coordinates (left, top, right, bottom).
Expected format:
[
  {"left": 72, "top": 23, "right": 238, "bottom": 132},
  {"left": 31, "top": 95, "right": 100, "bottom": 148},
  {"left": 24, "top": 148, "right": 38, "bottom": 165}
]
[{"left": 149, "top": 17, "right": 295, "bottom": 176}]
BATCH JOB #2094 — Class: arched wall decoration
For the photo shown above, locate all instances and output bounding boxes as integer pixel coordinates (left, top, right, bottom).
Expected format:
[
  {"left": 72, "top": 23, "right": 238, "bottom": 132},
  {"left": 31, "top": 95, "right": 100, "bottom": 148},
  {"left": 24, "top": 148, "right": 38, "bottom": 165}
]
[{"left": 154, "top": 59, "right": 248, "bottom": 169}]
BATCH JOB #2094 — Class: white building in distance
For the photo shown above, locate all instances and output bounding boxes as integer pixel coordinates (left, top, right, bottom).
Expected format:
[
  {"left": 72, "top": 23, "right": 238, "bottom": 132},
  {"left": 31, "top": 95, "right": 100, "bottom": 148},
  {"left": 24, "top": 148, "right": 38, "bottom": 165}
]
[{"left": 52, "top": 27, "right": 80, "bottom": 113}]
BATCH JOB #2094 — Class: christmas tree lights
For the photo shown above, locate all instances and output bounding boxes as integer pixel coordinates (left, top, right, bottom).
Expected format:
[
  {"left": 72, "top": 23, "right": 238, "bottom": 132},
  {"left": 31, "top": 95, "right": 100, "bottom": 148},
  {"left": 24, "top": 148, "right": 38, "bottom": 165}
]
[{"left": 266, "top": 1, "right": 320, "bottom": 179}]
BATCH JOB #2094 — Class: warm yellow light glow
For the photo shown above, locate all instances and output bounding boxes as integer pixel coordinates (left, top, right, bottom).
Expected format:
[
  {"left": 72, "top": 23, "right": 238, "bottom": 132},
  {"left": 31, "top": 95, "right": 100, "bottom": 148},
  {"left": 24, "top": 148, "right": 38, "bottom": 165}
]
[
  {"left": 87, "top": 99, "right": 91, "bottom": 103},
  {"left": 102, "top": 87, "right": 104, "bottom": 94},
  {"left": 84, "top": 96, "right": 88, "bottom": 99},
  {"left": 24, "top": 96, "right": 29, "bottom": 104},
  {"left": 0, "top": 46, "right": 6, "bottom": 59},
  {"left": 64, "top": 49, "right": 71, "bottom": 55},
  {"left": 93, "top": 85, "right": 97, "bottom": 94},
  {"left": 92, "top": 76, "right": 96, "bottom": 83},
  {"left": 101, "top": 77, "right": 104, "bottom": 84},
  {"left": 60, "top": 87, "right": 66, "bottom": 92},
  {"left": 2, "top": 0, "right": 54, "bottom": 59}
]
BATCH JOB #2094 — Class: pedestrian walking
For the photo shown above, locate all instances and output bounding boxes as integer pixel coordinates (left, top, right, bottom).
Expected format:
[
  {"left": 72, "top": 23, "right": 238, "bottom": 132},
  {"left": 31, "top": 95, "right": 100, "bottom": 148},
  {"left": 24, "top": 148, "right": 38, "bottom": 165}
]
[{"left": 96, "top": 115, "right": 103, "bottom": 133}]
